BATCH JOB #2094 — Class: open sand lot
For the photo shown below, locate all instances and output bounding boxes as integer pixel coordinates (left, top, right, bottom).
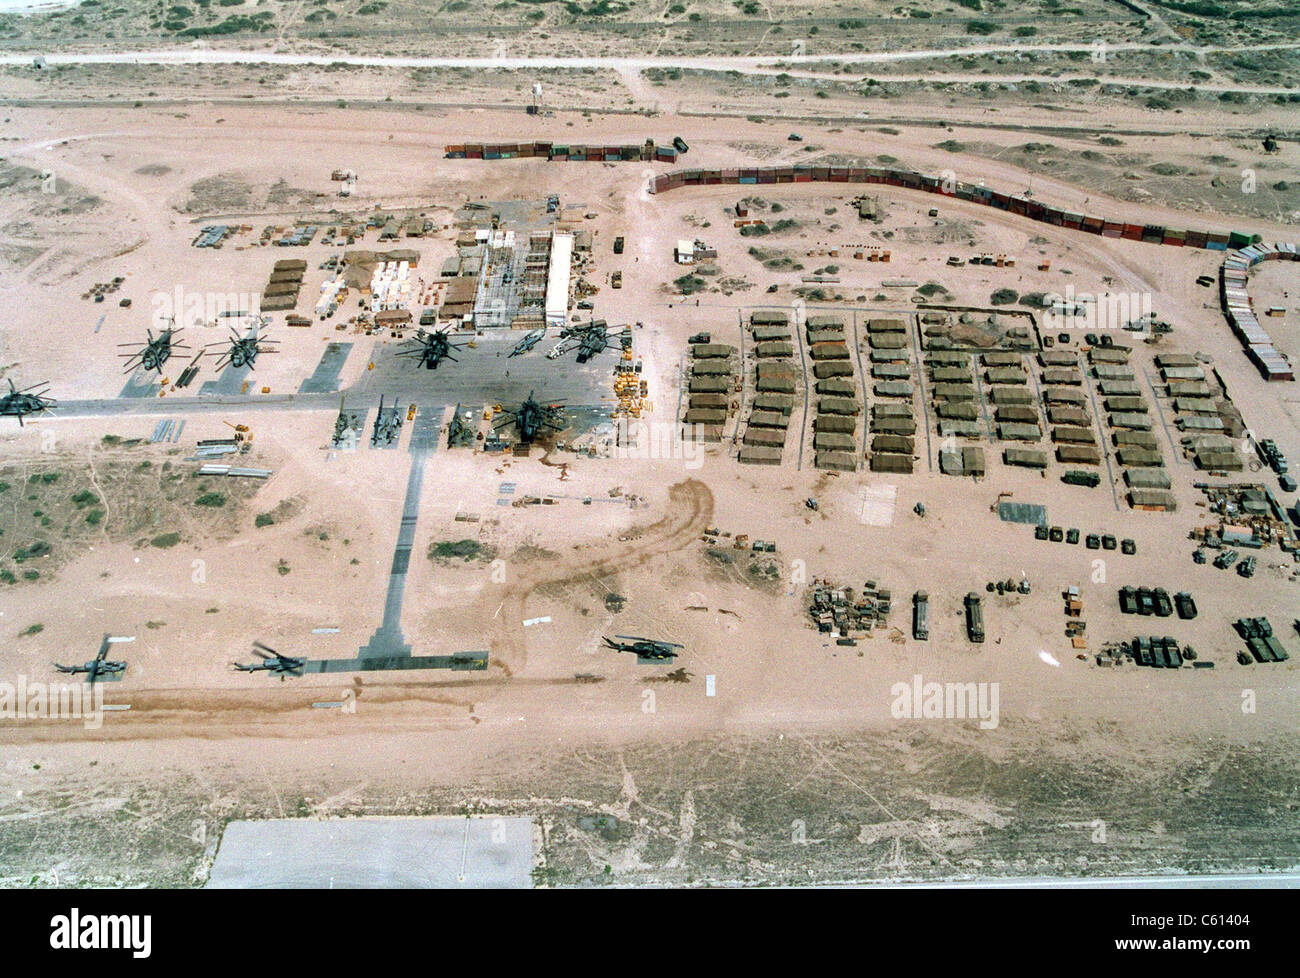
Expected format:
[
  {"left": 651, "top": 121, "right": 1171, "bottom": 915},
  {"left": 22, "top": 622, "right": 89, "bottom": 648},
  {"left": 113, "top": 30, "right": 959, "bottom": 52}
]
[{"left": 0, "top": 81, "right": 1298, "bottom": 886}]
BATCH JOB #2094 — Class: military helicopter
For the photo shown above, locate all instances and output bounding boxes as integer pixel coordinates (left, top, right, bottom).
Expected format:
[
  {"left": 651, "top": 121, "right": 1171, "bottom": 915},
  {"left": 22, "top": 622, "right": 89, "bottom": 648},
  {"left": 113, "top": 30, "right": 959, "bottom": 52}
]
[
  {"left": 602, "top": 635, "right": 684, "bottom": 661},
  {"left": 0, "top": 378, "right": 57, "bottom": 426},
  {"left": 232, "top": 641, "right": 305, "bottom": 679},
  {"left": 508, "top": 327, "right": 546, "bottom": 358},
  {"left": 492, "top": 390, "right": 565, "bottom": 443},
  {"left": 119, "top": 326, "right": 187, "bottom": 375},
  {"left": 397, "top": 327, "right": 468, "bottom": 370},
  {"left": 206, "top": 324, "right": 278, "bottom": 371},
  {"left": 54, "top": 635, "right": 128, "bottom": 683},
  {"left": 446, "top": 402, "right": 475, "bottom": 448},
  {"left": 574, "top": 322, "right": 630, "bottom": 363}
]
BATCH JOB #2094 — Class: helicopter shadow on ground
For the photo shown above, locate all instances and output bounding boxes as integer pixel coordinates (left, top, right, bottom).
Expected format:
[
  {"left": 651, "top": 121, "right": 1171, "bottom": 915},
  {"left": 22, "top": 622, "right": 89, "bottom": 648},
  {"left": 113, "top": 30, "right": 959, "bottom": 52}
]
[
  {"left": 198, "top": 362, "right": 252, "bottom": 396},
  {"left": 118, "top": 369, "right": 160, "bottom": 399}
]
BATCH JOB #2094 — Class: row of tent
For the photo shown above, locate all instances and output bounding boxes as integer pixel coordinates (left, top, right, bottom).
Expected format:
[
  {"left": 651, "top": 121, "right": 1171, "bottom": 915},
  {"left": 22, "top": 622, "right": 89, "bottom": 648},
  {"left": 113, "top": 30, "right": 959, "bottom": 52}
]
[
  {"left": 684, "top": 340, "right": 738, "bottom": 440},
  {"left": 804, "top": 315, "right": 860, "bottom": 472},
  {"left": 866, "top": 318, "right": 915, "bottom": 473},
  {"left": 741, "top": 311, "right": 793, "bottom": 466}
]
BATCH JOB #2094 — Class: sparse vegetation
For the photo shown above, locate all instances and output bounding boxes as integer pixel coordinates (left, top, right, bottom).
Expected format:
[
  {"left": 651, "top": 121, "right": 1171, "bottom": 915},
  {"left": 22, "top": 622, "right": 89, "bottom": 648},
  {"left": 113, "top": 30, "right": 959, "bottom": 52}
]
[{"left": 428, "top": 539, "right": 496, "bottom": 562}]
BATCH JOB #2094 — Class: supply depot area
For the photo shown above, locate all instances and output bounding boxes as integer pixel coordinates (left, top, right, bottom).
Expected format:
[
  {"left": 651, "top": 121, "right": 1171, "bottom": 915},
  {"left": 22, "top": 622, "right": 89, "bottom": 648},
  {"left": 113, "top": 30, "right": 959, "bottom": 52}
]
[{"left": 1, "top": 99, "right": 1298, "bottom": 888}]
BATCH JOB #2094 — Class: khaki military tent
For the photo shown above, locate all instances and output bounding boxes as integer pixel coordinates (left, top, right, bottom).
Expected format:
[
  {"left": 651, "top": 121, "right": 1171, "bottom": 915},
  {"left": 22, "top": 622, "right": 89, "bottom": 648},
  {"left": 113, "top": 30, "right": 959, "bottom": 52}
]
[
  {"left": 683, "top": 408, "right": 727, "bottom": 425},
  {"left": 1124, "top": 468, "right": 1171, "bottom": 489},
  {"left": 986, "top": 367, "right": 1028, "bottom": 386},
  {"left": 1043, "top": 368, "right": 1082, "bottom": 386},
  {"left": 818, "top": 396, "right": 860, "bottom": 416},
  {"left": 749, "top": 411, "right": 789, "bottom": 429},
  {"left": 814, "top": 432, "right": 856, "bottom": 453},
  {"left": 1109, "top": 412, "right": 1152, "bottom": 431},
  {"left": 739, "top": 446, "right": 783, "bottom": 465},
  {"left": 813, "top": 361, "right": 854, "bottom": 379},
  {"left": 998, "top": 422, "right": 1041, "bottom": 441},
  {"left": 690, "top": 376, "right": 729, "bottom": 394},
  {"left": 815, "top": 379, "right": 855, "bottom": 397},
  {"left": 1044, "top": 387, "right": 1086, "bottom": 405},
  {"left": 870, "top": 453, "right": 914, "bottom": 474},
  {"left": 753, "top": 393, "right": 794, "bottom": 415},
  {"left": 937, "top": 402, "right": 979, "bottom": 421},
  {"left": 996, "top": 406, "right": 1039, "bottom": 424},
  {"left": 1004, "top": 447, "right": 1048, "bottom": 469},
  {"left": 1128, "top": 489, "right": 1177, "bottom": 511},
  {"left": 743, "top": 427, "right": 787, "bottom": 447},
  {"left": 931, "top": 366, "right": 971, "bottom": 383},
  {"left": 809, "top": 342, "right": 850, "bottom": 361},
  {"left": 1113, "top": 430, "right": 1158, "bottom": 449},
  {"left": 814, "top": 415, "right": 856, "bottom": 435},
  {"left": 872, "top": 435, "right": 915, "bottom": 454},
  {"left": 1056, "top": 444, "right": 1101, "bottom": 465},
  {"left": 1052, "top": 426, "right": 1096, "bottom": 444},
  {"left": 990, "top": 386, "right": 1035, "bottom": 405},
  {"left": 814, "top": 451, "right": 856, "bottom": 472},
  {"left": 692, "top": 343, "right": 736, "bottom": 359}
]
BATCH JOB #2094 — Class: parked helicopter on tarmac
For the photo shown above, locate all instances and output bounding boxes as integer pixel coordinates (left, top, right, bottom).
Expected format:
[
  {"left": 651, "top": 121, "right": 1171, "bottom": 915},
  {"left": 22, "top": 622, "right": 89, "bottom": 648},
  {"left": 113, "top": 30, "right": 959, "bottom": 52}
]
[{"left": 0, "top": 378, "right": 56, "bottom": 425}]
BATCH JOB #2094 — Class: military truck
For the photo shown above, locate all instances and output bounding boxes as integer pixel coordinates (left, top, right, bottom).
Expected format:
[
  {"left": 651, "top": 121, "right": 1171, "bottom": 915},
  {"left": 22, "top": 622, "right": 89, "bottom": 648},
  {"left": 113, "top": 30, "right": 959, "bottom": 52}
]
[
  {"left": 1213, "top": 549, "right": 1240, "bottom": 569},
  {"left": 912, "top": 591, "right": 930, "bottom": 641},
  {"left": 964, "top": 592, "right": 985, "bottom": 643},
  {"left": 1153, "top": 587, "right": 1173, "bottom": 618},
  {"left": 1062, "top": 470, "right": 1101, "bottom": 488}
]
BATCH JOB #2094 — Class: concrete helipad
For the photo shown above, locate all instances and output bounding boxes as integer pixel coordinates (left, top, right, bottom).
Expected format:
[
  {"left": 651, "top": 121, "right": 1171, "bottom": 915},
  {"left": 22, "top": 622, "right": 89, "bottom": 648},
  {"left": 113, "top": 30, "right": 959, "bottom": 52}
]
[{"left": 207, "top": 816, "right": 535, "bottom": 888}]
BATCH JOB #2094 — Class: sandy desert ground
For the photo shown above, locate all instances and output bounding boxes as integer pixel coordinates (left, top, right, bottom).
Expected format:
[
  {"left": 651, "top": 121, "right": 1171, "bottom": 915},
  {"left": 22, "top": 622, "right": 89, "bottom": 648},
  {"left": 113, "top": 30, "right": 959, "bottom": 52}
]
[{"left": 0, "top": 24, "right": 1298, "bottom": 887}]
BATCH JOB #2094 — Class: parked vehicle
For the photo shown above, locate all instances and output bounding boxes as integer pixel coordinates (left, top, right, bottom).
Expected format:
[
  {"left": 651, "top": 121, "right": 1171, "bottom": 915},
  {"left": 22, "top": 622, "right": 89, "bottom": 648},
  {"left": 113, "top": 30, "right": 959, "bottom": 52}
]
[
  {"left": 1153, "top": 588, "right": 1173, "bottom": 618},
  {"left": 1213, "top": 549, "right": 1240, "bottom": 569},
  {"left": 912, "top": 591, "right": 930, "bottom": 641},
  {"left": 964, "top": 592, "right": 985, "bottom": 643}
]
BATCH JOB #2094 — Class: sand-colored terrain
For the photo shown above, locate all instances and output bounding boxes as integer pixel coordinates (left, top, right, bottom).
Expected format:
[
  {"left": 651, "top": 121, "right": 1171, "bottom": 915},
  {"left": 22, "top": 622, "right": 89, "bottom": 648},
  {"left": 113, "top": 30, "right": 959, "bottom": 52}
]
[{"left": 0, "top": 70, "right": 1298, "bottom": 887}]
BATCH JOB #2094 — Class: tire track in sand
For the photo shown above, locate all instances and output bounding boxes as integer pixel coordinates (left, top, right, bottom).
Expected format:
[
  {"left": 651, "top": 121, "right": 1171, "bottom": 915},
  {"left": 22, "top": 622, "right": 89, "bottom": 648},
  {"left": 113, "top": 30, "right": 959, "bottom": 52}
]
[{"left": 489, "top": 479, "right": 714, "bottom": 676}]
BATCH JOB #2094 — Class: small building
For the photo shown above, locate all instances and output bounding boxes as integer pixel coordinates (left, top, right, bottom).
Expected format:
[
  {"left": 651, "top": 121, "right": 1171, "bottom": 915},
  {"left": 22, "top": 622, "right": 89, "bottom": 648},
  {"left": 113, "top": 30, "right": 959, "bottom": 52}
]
[{"left": 675, "top": 240, "right": 695, "bottom": 264}]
